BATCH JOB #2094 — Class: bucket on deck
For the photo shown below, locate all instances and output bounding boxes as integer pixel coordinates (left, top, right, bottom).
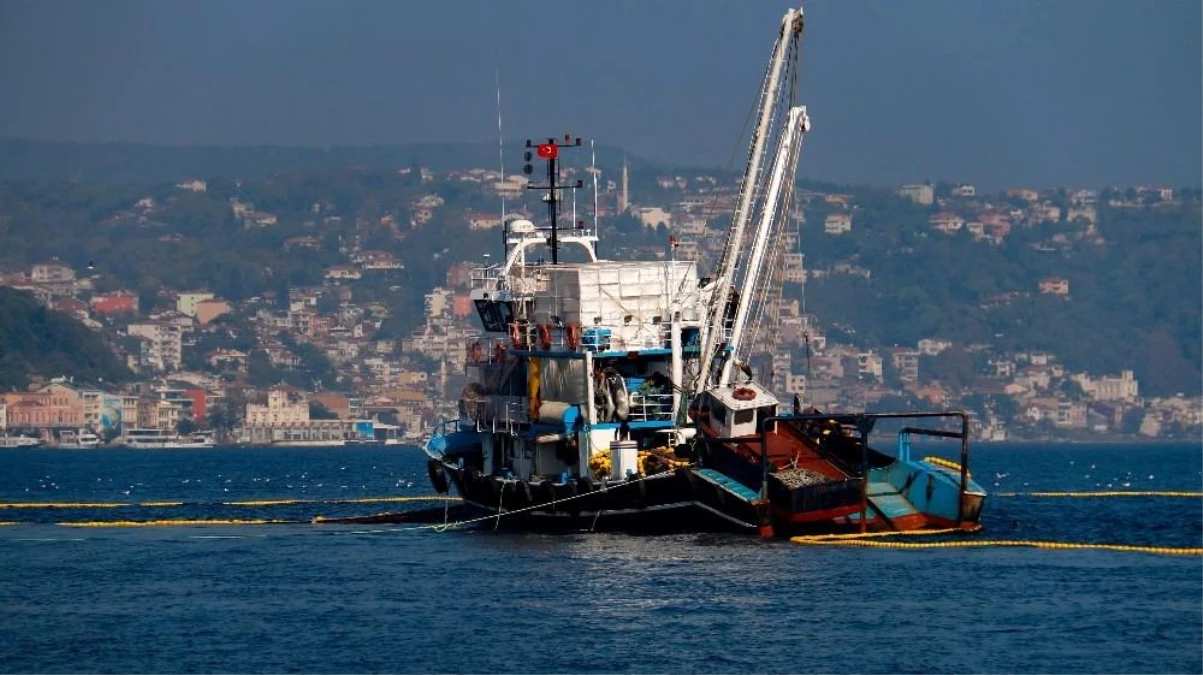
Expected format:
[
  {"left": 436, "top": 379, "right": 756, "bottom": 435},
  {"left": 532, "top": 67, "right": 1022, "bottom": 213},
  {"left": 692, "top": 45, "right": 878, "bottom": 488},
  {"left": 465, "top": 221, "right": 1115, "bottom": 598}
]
[{"left": 610, "top": 440, "right": 638, "bottom": 480}]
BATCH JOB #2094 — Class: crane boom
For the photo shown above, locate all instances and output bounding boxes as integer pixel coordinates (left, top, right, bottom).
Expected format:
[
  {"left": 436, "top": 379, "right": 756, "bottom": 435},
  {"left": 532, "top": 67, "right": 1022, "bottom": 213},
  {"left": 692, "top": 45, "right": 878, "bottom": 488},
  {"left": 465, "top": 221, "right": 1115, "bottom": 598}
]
[
  {"left": 720, "top": 105, "right": 811, "bottom": 387},
  {"left": 692, "top": 7, "right": 804, "bottom": 393}
]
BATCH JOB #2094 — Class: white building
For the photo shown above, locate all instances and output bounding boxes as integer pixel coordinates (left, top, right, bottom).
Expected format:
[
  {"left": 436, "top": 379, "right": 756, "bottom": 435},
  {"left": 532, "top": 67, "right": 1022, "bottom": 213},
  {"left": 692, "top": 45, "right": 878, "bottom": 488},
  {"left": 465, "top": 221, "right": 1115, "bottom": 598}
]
[
  {"left": 177, "top": 291, "right": 215, "bottom": 317},
  {"left": 30, "top": 258, "right": 76, "bottom": 283},
  {"left": 127, "top": 323, "right": 183, "bottom": 372},
  {"left": 857, "top": 351, "right": 883, "bottom": 381},
  {"left": 1083, "top": 370, "right": 1140, "bottom": 403},
  {"left": 637, "top": 207, "right": 672, "bottom": 229},
  {"left": 245, "top": 389, "right": 310, "bottom": 428},
  {"left": 930, "top": 212, "right": 965, "bottom": 234},
  {"left": 175, "top": 179, "right": 207, "bottom": 192},
  {"left": 917, "top": 338, "right": 952, "bottom": 356},
  {"left": 424, "top": 287, "right": 455, "bottom": 321},
  {"left": 824, "top": 213, "right": 852, "bottom": 235},
  {"left": 898, "top": 184, "right": 934, "bottom": 206},
  {"left": 782, "top": 252, "right": 806, "bottom": 283}
]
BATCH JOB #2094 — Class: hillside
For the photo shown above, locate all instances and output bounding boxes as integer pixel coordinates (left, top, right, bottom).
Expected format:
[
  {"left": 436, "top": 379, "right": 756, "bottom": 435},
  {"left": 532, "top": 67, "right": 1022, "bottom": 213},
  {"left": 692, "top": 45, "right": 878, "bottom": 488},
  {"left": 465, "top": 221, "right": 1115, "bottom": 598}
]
[
  {"left": 0, "top": 150, "right": 1197, "bottom": 398},
  {"left": 0, "top": 139, "right": 664, "bottom": 185},
  {"left": 0, "top": 287, "right": 133, "bottom": 390}
]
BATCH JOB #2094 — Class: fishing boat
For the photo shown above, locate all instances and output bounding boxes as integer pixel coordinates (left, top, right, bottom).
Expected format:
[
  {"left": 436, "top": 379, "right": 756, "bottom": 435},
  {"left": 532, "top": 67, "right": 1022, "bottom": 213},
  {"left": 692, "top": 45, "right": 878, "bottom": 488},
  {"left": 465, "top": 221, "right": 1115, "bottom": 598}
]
[{"left": 423, "top": 5, "right": 986, "bottom": 536}]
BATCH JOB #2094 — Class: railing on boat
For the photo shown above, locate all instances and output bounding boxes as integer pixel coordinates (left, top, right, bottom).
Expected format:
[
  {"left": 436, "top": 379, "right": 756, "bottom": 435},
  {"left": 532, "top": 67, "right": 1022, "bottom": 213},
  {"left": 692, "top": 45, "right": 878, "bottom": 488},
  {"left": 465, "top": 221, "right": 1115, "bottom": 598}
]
[
  {"left": 465, "top": 324, "right": 726, "bottom": 356},
  {"left": 626, "top": 391, "right": 674, "bottom": 422}
]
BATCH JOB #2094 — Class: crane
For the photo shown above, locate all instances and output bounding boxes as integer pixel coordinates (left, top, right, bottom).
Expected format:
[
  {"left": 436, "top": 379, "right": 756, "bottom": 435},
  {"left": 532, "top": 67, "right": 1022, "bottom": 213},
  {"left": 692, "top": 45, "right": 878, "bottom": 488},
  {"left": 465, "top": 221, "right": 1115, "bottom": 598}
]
[
  {"left": 691, "top": 6, "right": 807, "bottom": 395},
  {"left": 720, "top": 104, "right": 811, "bottom": 387}
]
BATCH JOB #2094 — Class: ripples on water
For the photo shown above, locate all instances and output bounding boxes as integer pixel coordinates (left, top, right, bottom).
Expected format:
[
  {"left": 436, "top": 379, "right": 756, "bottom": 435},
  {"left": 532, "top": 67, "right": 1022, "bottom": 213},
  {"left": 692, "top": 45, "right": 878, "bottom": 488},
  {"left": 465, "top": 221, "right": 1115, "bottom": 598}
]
[{"left": 0, "top": 443, "right": 1200, "bottom": 673}]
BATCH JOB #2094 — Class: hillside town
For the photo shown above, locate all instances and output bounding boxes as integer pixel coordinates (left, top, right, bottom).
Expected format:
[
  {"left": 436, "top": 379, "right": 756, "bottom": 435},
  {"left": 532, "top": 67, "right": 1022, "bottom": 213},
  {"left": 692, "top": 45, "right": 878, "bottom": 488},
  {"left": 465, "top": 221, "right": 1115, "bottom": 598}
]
[{"left": 0, "top": 167, "right": 1199, "bottom": 447}]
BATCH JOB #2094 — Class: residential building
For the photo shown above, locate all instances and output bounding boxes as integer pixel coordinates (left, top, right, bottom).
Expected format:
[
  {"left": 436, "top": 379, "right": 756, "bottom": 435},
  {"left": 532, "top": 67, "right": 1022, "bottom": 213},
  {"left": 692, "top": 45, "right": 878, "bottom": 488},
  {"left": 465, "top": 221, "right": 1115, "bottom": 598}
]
[
  {"left": 898, "top": 184, "right": 934, "bottom": 206},
  {"left": 917, "top": 338, "right": 952, "bottom": 356},
  {"left": 177, "top": 291, "right": 215, "bottom": 317},
  {"left": 888, "top": 348, "right": 920, "bottom": 384},
  {"left": 782, "top": 252, "right": 806, "bottom": 283},
  {"left": 856, "top": 351, "right": 883, "bottom": 381},
  {"left": 1039, "top": 277, "right": 1070, "bottom": 296},
  {"left": 1007, "top": 188, "right": 1040, "bottom": 202},
  {"left": 175, "top": 179, "right": 207, "bottom": 192},
  {"left": 195, "top": 299, "right": 232, "bottom": 325},
  {"left": 467, "top": 212, "right": 504, "bottom": 230},
  {"left": 31, "top": 258, "right": 76, "bottom": 283},
  {"left": 128, "top": 323, "right": 183, "bottom": 372},
  {"left": 91, "top": 292, "right": 138, "bottom": 315},
  {"left": 930, "top": 212, "right": 964, "bottom": 234},
  {"left": 824, "top": 213, "right": 852, "bottom": 235},
  {"left": 325, "top": 265, "right": 363, "bottom": 282}
]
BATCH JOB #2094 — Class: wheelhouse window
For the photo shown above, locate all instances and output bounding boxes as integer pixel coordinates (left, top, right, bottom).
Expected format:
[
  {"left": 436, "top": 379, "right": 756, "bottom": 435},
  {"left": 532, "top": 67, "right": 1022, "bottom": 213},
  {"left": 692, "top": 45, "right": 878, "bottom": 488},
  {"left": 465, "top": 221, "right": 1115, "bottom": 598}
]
[{"left": 474, "top": 300, "right": 515, "bottom": 332}]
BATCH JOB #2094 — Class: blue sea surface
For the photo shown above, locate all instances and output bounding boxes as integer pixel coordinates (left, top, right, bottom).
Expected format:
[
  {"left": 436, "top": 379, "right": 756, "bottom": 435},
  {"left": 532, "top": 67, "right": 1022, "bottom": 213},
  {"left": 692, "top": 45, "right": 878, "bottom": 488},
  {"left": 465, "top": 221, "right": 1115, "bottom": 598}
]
[{"left": 0, "top": 442, "right": 1200, "bottom": 674}]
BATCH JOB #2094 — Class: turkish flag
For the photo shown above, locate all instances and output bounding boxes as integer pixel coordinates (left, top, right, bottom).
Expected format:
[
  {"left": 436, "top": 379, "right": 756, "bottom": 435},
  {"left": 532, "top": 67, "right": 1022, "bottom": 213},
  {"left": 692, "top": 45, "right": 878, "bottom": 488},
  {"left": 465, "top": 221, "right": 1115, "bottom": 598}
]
[{"left": 536, "top": 143, "right": 558, "bottom": 160}]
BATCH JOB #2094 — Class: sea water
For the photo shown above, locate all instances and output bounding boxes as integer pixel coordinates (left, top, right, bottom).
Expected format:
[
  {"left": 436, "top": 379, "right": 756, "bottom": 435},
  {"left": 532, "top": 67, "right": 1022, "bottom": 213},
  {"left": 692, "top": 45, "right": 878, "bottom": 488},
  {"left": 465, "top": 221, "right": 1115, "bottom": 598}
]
[{"left": 0, "top": 443, "right": 1200, "bottom": 674}]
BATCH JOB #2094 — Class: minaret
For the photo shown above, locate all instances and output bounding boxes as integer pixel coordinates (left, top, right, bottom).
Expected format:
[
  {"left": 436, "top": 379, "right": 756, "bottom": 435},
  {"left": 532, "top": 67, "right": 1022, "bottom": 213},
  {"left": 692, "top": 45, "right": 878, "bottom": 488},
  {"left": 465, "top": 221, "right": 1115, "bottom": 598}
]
[{"left": 620, "top": 155, "right": 629, "bottom": 214}]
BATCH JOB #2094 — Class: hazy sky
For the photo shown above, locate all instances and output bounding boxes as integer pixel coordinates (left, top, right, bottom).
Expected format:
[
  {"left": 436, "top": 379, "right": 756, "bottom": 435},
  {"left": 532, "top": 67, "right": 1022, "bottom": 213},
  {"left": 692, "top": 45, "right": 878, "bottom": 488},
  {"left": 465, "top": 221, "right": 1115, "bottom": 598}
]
[{"left": 0, "top": 0, "right": 1199, "bottom": 189}]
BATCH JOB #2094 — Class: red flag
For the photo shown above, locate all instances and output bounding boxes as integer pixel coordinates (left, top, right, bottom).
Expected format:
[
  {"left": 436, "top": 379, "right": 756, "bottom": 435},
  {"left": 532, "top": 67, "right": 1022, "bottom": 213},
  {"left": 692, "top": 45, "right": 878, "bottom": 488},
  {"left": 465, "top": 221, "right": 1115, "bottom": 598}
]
[{"left": 536, "top": 143, "right": 558, "bottom": 160}]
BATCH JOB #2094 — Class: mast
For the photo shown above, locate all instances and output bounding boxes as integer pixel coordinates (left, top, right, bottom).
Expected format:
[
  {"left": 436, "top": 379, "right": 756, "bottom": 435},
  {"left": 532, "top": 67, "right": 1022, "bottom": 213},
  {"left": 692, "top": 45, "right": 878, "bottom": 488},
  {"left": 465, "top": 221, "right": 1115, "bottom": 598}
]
[
  {"left": 693, "top": 7, "right": 804, "bottom": 392},
  {"left": 720, "top": 105, "right": 811, "bottom": 386},
  {"left": 524, "top": 135, "right": 583, "bottom": 264}
]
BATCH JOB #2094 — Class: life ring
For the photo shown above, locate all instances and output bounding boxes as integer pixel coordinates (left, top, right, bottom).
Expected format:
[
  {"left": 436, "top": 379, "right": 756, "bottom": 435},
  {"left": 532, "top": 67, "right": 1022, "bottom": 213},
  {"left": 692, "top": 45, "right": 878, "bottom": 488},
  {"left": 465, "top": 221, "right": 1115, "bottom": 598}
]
[
  {"left": 733, "top": 387, "right": 757, "bottom": 401},
  {"left": 509, "top": 322, "right": 522, "bottom": 348},
  {"left": 565, "top": 324, "right": 581, "bottom": 350},
  {"left": 538, "top": 324, "right": 552, "bottom": 350},
  {"left": 427, "top": 458, "right": 450, "bottom": 494}
]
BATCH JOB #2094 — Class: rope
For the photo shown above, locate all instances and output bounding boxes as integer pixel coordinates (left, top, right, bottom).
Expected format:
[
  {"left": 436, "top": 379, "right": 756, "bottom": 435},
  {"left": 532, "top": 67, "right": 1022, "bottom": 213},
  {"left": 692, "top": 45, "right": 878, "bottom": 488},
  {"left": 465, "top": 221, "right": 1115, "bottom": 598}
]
[
  {"left": 791, "top": 525, "right": 1202, "bottom": 556},
  {"left": 793, "top": 537, "right": 1203, "bottom": 557},
  {"left": 413, "top": 466, "right": 686, "bottom": 534},
  {"left": 793, "top": 526, "right": 977, "bottom": 542},
  {"left": 0, "top": 496, "right": 461, "bottom": 510},
  {"left": 493, "top": 481, "right": 507, "bottom": 532},
  {"left": 922, "top": 456, "right": 971, "bottom": 478},
  {"left": 59, "top": 519, "right": 302, "bottom": 528}
]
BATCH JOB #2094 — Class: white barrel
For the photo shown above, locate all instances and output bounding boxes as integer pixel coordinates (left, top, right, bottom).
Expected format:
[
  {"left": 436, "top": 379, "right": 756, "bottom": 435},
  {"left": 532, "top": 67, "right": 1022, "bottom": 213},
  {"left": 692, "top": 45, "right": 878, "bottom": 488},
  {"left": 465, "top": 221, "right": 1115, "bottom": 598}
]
[{"left": 610, "top": 440, "right": 639, "bottom": 480}]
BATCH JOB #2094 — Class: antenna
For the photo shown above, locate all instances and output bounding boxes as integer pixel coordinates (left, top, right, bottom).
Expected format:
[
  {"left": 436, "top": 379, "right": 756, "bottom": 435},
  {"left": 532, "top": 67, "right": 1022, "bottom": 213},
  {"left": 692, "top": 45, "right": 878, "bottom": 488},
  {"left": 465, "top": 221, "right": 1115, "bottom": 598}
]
[
  {"left": 591, "top": 139, "right": 600, "bottom": 250},
  {"left": 496, "top": 69, "right": 506, "bottom": 255}
]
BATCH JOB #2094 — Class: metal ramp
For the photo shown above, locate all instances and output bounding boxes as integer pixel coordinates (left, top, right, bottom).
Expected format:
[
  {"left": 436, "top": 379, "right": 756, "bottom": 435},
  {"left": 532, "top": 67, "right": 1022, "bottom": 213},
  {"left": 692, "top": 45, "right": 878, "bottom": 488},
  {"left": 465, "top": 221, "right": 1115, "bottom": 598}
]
[
  {"left": 867, "top": 482, "right": 920, "bottom": 522},
  {"left": 695, "top": 469, "right": 760, "bottom": 503}
]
